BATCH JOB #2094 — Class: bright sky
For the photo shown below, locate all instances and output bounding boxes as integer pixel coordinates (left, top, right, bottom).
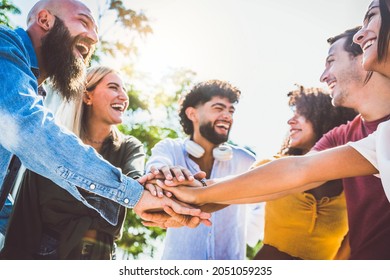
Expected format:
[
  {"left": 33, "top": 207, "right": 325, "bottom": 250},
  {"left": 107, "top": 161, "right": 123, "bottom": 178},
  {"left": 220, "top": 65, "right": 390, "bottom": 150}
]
[{"left": 10, "top": 0, "right": 371, "bottom": 158}]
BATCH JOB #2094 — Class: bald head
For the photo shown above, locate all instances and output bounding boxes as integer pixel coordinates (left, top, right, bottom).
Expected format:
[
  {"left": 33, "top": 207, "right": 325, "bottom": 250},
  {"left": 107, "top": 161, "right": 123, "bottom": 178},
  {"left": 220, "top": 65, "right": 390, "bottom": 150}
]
[
  {"left": 27, "top": 0, "right": 93, "bottom": 26},
  {"left": 25, "top": 0, "right": 98, "bottom": 98}
]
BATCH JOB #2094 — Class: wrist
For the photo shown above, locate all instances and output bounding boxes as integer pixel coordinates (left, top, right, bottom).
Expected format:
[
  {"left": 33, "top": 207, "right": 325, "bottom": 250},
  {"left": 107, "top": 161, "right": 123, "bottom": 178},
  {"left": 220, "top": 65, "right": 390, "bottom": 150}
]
[{"left": 198, "top": 178, "right": 207, "bottom": 187}]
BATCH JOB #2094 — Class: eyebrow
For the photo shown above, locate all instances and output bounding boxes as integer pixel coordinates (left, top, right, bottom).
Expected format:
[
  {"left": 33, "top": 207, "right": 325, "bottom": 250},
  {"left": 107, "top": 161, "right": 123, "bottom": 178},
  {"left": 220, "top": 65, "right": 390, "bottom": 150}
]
[
  {"left": 79, "top": 13, "right": 98, "bottom": 33},
  {"left": 211, "top": 102, "right": 235, "bottom": 111},
  {"left": 327, "top": 46, "right": 335, "bottom": 59},
  {"left": 364, "top": 5, "right": 379, "bottom": 20},
  {"left": 108, "top": 82, "right": 127, "bottom": 92}
]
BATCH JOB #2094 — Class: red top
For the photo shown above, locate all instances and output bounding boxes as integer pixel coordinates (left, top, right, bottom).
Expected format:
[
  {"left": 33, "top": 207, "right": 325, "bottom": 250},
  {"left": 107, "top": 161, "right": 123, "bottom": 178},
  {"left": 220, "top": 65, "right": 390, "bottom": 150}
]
[{"left": 313, "top": 114, "right": 390, "bottom": 259}]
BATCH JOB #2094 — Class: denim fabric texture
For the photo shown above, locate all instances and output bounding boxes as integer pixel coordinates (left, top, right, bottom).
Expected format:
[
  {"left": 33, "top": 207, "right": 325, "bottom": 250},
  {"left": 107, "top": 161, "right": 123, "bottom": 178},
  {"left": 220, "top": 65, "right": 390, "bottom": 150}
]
[{"left": 0, "top": 26, "right": 144, "bottom": 226}]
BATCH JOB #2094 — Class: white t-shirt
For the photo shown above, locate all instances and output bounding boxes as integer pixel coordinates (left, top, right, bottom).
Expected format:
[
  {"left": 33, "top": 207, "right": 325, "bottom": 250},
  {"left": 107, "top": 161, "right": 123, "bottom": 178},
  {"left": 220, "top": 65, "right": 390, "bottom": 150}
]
[{"left": 348, "top": 119, "right": 390, "bottom": 201}]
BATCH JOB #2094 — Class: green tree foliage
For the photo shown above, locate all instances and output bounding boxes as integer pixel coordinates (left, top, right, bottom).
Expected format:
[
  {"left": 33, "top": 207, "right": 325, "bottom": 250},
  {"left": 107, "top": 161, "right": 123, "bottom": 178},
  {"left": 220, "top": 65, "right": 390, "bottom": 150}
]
[
  {"left": 0, "top": 0, "right": 20, "bottom": 27},
  {"left": 115, "top": 70, "right": 194, "bottom": 258},
  {"left": 2, "top": 0, "right": 260, "bottom": 260},
  {"left": 92, "top": 0, "right": 152, "bottom": 62},
  {"left": 94, "top": 1, "right": 196, "bottom": 259}
]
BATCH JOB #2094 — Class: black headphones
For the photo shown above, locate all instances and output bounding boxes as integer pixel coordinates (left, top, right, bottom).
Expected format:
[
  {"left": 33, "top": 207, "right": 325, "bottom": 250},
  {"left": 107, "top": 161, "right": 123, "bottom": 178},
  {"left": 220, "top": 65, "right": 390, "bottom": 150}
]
[{"left": 184, "top": 139, "right": 233, "bottom": 161}]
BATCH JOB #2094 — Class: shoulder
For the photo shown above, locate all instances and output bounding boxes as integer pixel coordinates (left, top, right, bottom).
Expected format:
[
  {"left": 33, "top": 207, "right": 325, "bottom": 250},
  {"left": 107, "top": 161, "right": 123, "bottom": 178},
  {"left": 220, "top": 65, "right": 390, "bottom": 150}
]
[
  {"left": 329, "top": 114, "right": 361, "bottom": 135},
  {"left": 314, "top": 115, "right": 361, "bottom": 151},
  {"left": 0, "top": 25, "right": 17, "bottom": 38},
  {"left": 119, "top": 133, "right": 143, "bottom": 150},
  {"left": 229, "top": 144, "right": 256, "bottom": 161},
  {"left": 0, "top": 27, "right": 33, "bottom": 68},
  {"left": 122, "top": 134, "right": 142, "bottom": 145},
  {"left": 152, "top": 137, "right": 185, "bottom": 150},
  {"left": 0, "top": 26, "right": 24, "bottom": 48},
  {"left": 110, "top": 129, "right": 143, "bottom": 151}
]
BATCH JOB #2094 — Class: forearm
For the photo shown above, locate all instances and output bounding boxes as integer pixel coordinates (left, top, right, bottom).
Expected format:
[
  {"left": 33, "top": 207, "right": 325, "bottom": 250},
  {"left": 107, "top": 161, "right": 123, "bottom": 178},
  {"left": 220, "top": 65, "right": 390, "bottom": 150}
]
[
  {"left": 198, "top": 145, "right": 377, "bottom": 204},
  {"left": 199, "top": 203, "right": 228, "bottom": 213}
]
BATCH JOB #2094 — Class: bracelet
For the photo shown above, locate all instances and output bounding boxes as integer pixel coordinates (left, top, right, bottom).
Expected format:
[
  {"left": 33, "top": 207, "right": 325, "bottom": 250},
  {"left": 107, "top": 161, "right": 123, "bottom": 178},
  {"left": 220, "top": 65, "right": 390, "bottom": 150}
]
[{"left": 199, "top": 178, "right": 207, "bottom": 187}]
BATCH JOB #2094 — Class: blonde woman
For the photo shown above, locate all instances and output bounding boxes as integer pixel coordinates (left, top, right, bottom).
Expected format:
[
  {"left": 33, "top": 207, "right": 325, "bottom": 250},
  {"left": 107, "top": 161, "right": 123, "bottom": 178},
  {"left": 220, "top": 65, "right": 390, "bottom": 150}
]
[{"left": 1, "top": 66, "right": 145, "bottom": 259}]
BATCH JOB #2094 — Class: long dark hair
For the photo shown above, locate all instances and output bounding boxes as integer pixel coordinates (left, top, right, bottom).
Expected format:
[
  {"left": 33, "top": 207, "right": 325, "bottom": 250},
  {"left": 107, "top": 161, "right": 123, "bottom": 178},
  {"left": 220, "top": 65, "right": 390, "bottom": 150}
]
[{"left": 378, "top": 0, "right": 390, "bottom": 62}]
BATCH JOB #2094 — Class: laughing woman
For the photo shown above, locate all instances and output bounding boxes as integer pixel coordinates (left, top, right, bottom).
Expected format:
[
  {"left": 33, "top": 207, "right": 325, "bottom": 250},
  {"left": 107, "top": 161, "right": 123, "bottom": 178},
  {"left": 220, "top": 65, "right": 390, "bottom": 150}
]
[
  {"left": 253, "top": 86, "right": 356, "bottom": 260},
  {"left": 0, "top": 66, "right": 145, "bottom": 259}
]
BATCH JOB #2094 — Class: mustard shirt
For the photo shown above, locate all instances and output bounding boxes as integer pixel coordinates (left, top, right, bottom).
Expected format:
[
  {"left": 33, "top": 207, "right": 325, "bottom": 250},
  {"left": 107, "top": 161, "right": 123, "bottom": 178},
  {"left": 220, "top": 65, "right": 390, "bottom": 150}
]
[{"left": 253, "top": 157, "right": 348, "bottom": 260}]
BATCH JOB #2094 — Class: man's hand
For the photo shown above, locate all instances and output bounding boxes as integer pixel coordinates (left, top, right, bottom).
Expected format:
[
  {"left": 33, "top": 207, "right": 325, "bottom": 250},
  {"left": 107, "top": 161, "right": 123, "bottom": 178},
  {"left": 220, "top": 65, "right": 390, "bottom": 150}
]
[
  {"left": 133, "top": 190, "right": 211, "bottom": 228},
  {"left": 145, "top": 165, "right": 206, "bottom": 198},
  {"left": 141, "top": 206, "right": 212, "bottom": 228}
]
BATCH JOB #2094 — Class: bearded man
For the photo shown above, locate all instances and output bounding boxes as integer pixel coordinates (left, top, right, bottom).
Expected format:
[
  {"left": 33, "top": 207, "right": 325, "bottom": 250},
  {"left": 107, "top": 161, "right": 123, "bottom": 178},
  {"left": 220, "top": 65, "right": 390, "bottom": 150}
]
[
  {"left": 0, "top": 0, "right": 210, "bottom": 240},
  {"left": 145, "top": 80, "right": 263, "bottom": 260}
]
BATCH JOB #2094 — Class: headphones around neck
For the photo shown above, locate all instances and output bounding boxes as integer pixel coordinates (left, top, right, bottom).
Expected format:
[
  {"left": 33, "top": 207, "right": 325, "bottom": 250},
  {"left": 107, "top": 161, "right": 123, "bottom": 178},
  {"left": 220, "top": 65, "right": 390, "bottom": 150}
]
[{"left": 185, "top": 139, "right": 233, "bottom": 161}]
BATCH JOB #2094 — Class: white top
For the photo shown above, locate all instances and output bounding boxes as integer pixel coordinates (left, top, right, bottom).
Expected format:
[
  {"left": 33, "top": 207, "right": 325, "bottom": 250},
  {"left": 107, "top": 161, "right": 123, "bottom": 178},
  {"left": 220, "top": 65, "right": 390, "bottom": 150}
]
[{"left": 349, "top": 119, "right": 390, "bottom": 201}]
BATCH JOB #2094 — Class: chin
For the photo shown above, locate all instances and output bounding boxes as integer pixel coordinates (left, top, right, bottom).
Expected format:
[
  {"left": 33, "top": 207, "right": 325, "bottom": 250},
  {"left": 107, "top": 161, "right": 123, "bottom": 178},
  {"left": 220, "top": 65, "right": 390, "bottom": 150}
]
[{"left": 362, "top": 52, "right": 378, "bottom": 72}]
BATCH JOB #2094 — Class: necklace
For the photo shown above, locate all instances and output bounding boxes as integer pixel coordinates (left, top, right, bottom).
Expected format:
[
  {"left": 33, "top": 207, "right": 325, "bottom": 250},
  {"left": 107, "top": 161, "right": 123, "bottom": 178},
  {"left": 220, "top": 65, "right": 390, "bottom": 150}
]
[{"left": 85, "top": 135, "right": 105, "bottom": 144}]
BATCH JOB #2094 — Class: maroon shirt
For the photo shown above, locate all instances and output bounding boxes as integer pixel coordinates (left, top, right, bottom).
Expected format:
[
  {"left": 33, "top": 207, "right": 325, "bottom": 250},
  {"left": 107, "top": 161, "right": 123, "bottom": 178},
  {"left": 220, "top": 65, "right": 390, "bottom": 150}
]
[{"left": 313, "top": 114, "right": 390, "bottom": 259}]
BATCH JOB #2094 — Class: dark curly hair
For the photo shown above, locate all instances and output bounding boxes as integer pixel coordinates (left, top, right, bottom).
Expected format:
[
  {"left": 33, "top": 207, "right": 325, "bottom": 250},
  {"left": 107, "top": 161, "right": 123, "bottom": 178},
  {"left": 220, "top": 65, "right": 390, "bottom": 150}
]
[
  {"left": 280, "top": 85, "right": 358, "bottom": 156},
  {"left": 179, "top": 80, "right": 241, "bottom": 135}
]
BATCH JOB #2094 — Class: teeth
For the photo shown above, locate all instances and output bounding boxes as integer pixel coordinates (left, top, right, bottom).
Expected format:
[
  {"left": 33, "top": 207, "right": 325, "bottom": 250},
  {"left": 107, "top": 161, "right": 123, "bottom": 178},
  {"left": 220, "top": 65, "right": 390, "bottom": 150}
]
[
  {"left": 328, "top": 81, "right": 336, "bottom": 89},
  {"left": 216, "top": 122, "right": 229, "bottom": 129},
  {"left": 111, "top": 104, "right": 125, "bottom": 111},
  {"left": 290, "top": 129, "right": 300, "bottom": 135},
  {"left": 76, "top": 43, "right": 89, "bottom": 55},
  {"left": 363, "top": 40, "right": 374, "bottom": 51}
]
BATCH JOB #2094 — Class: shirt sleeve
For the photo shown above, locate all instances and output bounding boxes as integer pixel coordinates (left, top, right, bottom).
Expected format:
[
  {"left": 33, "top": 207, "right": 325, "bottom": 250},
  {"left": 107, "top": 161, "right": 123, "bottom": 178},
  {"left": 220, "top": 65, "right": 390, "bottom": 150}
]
[
  {"left": 0, "top": 27, "right": 143, "bottom": 225},
  {"left": 348, "top": 120, "right": 390, "bottom": 203},
  {"left": 145, "top": 139, "right": 175, "bottom": 171},
  {"left": 122, "top": 136, "right": 146, "bottom": 179},
  {"left": 348, "top": 133, "right": 378, "bottom": 170}
]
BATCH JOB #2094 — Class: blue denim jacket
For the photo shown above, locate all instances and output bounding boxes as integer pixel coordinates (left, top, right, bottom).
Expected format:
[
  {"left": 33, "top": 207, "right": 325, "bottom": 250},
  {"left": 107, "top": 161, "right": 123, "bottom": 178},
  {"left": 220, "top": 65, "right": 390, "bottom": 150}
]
[{"left": 0, "top": 26, "right": 144, "bottom": 227}]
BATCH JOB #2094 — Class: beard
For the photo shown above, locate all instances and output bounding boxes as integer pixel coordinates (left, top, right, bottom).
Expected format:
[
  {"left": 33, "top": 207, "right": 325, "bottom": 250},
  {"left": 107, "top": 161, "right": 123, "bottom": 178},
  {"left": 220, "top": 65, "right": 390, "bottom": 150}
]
[
  {"left": 199, "top": 122, "right": 229, "bottom": 145},
  {"left": 40, "top": 16, "right": 95, "bottom": 101}
]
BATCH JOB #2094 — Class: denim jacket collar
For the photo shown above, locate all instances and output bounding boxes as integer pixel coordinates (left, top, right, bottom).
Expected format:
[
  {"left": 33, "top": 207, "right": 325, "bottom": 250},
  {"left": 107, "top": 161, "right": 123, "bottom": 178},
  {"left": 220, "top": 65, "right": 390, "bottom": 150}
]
[{"left": 14, "top": 28, "right": 39, "bottom": 78}]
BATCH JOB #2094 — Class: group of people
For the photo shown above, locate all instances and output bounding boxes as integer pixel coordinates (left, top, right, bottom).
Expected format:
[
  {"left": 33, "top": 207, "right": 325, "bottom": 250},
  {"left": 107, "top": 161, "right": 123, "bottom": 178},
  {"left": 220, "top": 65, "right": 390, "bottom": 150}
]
[
  {"left": 0, "top": 0, "right": 390, "bottom": 260},
  {"left": 154, "top": 0, "right": 390, "bottom": 260}
]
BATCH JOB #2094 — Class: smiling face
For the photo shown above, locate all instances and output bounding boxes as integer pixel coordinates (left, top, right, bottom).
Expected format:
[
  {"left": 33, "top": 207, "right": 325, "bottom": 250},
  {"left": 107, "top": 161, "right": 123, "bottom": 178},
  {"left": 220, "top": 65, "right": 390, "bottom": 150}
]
[
  {"left": 56, "top": 0, "right": 98, "bottom": 60},
  {"left": 38, "top": 0, "right": 98, "bottom": 100},
  {"left": 194, "top": 96, "right": 235, "bottom": 145},
  {"left": 287, "top": 111, "right": 316, "bottom": 153},
  {"left": 353, "top": 0, "right": 390, "bottom": 77},
  {"left": 85, "top": 72, "right": 129, "bottom": 126},
  {"left": 319, "top": 37, "right": 366, "bottom": 107}
]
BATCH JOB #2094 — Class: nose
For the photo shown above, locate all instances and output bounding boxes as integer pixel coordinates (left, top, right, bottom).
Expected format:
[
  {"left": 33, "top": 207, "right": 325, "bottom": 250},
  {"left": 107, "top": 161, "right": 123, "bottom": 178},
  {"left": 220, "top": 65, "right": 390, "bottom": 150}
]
[
  {"left": 287, "top": 116, "right": 296, "bottom": 125},
  {"left": 221, "top": 110, "right": 233, "bottom": 121},
  {"left": 353, "top": 28, "right": 365, "bottom": 45},
  {"left": 319, "top": 69, "right": 328, "bottom": 83},
  {"left": 88, "top": 27, "right": 99, "bottom": 44},
  {"left": 118, "top": 88, "right": 128, "bottom": 100}
]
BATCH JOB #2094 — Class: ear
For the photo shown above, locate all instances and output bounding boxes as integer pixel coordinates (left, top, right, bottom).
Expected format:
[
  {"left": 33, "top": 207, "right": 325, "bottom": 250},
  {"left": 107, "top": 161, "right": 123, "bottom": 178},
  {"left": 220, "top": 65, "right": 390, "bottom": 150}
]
[
  {"left": 185, "top": 107, "right": 197, "bottom": 122},
  {"left": 36, "top": 9, "right": 56, "bottom": 31},
  {"left": 83, "top": 91, "right": 93, "bottom": 105}
]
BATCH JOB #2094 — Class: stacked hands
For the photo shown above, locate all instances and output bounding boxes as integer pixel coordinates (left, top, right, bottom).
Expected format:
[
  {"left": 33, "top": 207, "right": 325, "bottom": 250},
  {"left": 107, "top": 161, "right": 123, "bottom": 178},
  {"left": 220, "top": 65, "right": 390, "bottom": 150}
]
[{"left": 133, "top": 165, "right": 210, "bottom": 229}]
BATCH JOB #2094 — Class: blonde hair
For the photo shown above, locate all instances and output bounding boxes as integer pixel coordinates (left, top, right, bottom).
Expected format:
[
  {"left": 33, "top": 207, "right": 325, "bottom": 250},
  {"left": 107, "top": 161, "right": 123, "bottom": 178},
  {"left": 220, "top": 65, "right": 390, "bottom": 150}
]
[{"left": 55, "top": 66, "right": 119, "bottom": 138}]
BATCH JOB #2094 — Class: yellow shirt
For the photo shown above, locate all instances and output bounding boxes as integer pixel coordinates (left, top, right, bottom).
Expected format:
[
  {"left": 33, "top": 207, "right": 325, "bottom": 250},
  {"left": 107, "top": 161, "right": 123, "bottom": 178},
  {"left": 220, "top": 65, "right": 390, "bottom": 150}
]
[{"left": 253, "top": 157, "right": 348, "bottom": 260}]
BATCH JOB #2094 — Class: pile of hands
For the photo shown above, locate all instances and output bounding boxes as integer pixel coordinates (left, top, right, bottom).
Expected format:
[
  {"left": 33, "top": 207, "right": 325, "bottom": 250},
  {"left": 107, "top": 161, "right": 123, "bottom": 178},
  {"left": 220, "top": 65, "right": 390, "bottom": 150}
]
[{"left": 133, "top": 165, "right": 210, "bottom": 229}]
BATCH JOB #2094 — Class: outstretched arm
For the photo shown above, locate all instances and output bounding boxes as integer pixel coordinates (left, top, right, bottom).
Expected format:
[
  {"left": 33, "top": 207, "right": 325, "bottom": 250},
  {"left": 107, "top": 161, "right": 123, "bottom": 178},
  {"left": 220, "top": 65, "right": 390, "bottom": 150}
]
[{"left": 156, "top": 145, "right": 377, "bottom": 205}]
